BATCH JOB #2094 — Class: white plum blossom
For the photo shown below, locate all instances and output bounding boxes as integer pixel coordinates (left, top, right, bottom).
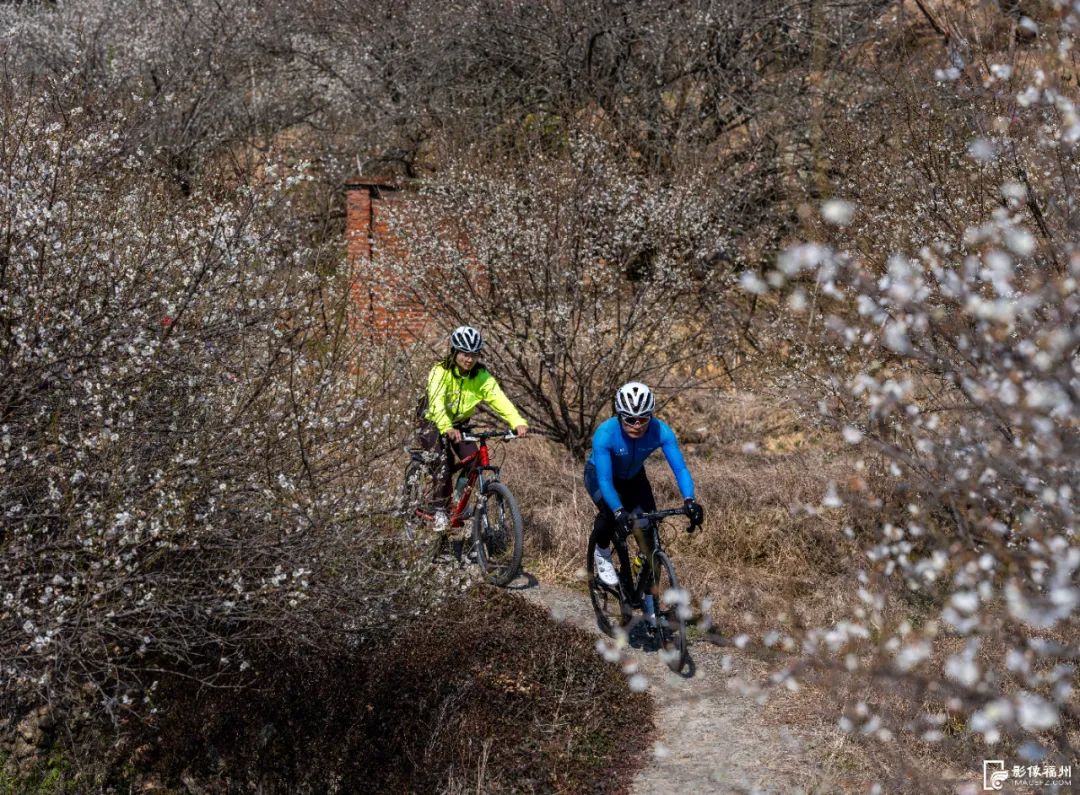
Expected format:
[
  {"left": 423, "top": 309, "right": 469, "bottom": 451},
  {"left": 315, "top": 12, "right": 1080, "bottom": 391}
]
[
  {"left": 822, "top": 199, "right": 855, "bottom": 226},
  {"left": 739, "top": 2, "right": 1080, "bottom": 766},
  {"left": 0, "top": 66, "right": 428, "bottom": 722},
  {"left": 1015, "top": 692, "right": 1059, "bottom": 731}
]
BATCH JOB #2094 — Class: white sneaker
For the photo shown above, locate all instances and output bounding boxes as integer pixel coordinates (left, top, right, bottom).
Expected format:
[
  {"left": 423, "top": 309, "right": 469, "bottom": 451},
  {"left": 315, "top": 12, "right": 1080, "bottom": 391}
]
[
  {"left": 593, "top": 547, "right": 619, "bottom": 587},
  {"left": 433, "top": 511, "right": 449, "bottom": 533}
]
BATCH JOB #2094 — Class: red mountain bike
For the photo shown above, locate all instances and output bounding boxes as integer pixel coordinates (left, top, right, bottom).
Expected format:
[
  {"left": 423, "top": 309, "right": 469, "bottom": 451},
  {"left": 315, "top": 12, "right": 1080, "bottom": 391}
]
[{"left": 401, "top": 428, "right": 524, "bottom": 587}]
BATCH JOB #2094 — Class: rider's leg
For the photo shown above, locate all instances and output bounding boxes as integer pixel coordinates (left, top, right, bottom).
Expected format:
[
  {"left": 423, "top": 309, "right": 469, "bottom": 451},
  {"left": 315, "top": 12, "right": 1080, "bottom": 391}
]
[
  {"left": 610, "top": 468, "right": 658, "bottom": 558},
  {"left": 584, "top": 463, "right": 636, "bottom": 591},
  {"left": 591, "top": 499, "right": 630, "bottom": 591},
  {"left": 583, "top": 462, "right": 621, "bottom": 588},
  {"left": 593, "top": 510, "right": 616, "bottom": 548},
  {"left": 620, "top": 468, "right": 658, "bottom": 517},
  {"left": 593, "top": 510, "right": 635, "bottom": 577},
  {"left": 448, "top": 427, "right": 479, "bottom": 464},
  {"left": 417, "top": 420, "right": 452, "bottom": 514},
  {"left": 590, "top": 511, "right": 622, "bottom": 587},
  {"left": 584, "top": 462, "right": 614, "bottom": 551},
  {"left": 620, "top": 471, "right": 659, "bottom": 622},
  {"left": 447, "top": 430, "right": 479, "bottom": 511}
]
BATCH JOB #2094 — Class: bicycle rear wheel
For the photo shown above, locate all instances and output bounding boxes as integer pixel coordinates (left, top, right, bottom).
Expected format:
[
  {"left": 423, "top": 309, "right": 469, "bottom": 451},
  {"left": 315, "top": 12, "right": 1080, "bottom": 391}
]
[
  {"left": 472, "top": 481, "right": 524, "bottom": 586},
  {"left": 400, "top": 459, "right": 444, "bottom": 561},
  {"left": 653, "top": 550, "right": 688, "bottom": 672},
  {"left": 587, "top": 534, "right": 631, "bottom": 637}
]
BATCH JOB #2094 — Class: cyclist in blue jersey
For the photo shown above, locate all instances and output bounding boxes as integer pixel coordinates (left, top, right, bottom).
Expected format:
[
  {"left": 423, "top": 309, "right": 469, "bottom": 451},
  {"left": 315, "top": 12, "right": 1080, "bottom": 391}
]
[{"left": 585, "top": 381, "right": 704, "bottom": 592}]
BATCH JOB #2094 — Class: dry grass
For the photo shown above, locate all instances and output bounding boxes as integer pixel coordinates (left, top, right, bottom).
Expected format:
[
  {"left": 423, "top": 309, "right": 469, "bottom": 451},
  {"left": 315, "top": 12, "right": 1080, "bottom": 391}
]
[
  {"left": 503, "top": 389, "right": 859, "bottom": 635},
  {"left": 497, "top": 388, "right": 1062, "bottom": 791}
]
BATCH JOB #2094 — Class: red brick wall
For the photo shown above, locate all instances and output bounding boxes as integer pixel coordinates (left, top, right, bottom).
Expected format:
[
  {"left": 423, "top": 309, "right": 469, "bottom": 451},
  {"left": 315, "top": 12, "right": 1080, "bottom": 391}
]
[{"left": 345, "top": 177, "right": 431, "bottom": 342}]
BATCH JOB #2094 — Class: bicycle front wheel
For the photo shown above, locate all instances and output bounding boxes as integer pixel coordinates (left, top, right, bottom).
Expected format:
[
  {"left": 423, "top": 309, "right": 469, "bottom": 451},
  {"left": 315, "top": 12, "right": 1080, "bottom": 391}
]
[
  {"left": 472, "top": 481, "right": 524, "bottom": 586},
  {"left": 653, "top": 550, "right": 689, "bottom": 673}
]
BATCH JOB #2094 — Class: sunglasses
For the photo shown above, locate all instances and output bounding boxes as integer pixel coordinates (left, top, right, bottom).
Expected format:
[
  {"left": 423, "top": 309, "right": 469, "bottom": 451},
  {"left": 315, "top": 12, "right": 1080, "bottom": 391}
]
[{"left": 619, "top": 414, "right": 652, "bottom": 427}]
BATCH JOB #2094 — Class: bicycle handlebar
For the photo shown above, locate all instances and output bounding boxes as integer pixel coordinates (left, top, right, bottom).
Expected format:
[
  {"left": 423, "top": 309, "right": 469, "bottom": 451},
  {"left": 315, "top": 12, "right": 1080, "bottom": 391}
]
[
  {"left": 460, "top": 430, "right": 518, "bottom": 442},
  {"left": 623, "top": 506, "right": 700, "bottom": 536},
  {"left": 633, "top": 507, "right": 693, "bottom": 523}
]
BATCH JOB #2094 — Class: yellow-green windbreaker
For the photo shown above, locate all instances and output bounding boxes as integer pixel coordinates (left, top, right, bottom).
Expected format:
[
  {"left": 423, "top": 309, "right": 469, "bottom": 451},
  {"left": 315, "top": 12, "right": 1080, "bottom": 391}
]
[{"left": 424, "top": 363, "right": 527, "bottom": 434}]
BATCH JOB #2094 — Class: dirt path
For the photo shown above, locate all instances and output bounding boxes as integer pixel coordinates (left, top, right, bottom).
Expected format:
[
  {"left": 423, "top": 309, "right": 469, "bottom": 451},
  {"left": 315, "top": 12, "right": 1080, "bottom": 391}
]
[{"left": 517, "top": 579, "right": 832, "bottom": 795}]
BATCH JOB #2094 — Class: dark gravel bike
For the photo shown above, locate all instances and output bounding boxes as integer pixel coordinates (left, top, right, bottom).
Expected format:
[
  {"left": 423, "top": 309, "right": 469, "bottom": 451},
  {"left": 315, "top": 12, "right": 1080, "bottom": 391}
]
[
  {"left": 586, "top": 507, "right": 695, "bottom": 673},
  {"left": 401, "top": 428, "right": 524, "bottom": 587}
]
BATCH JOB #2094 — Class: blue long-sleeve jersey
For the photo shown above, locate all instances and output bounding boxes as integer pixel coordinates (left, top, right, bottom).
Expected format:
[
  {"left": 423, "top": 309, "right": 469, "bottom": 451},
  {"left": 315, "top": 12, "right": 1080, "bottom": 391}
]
[{"left": 586, "top": 416, "right": 695, "bottom": 513}]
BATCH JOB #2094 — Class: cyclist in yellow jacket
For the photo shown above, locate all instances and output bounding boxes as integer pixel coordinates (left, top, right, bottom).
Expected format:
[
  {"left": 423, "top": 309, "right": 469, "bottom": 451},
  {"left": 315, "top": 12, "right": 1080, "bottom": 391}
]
[{"left": 416, "top": 325, "right": 527, "bottom": 526}]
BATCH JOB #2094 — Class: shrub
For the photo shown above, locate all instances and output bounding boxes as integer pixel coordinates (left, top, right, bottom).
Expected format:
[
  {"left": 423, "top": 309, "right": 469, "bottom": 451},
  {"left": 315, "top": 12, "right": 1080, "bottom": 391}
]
[
  {"left": 0, "top": 73, "right": 422, "bottom": 731},
  {"left": 108, "top": 589, "right": 651, "bottom": 793},
  {"left": 743, "top": 1, "right": 1080, "bottom": 774}
]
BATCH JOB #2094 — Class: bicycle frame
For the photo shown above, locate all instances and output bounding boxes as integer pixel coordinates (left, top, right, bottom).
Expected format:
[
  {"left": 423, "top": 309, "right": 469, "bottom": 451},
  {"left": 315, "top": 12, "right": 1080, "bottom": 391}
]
[
  {"left": 611, "top": 508, "right": 688, "bottom": 600},
  {"left": 446, "top": 430, "right": 513, "bottom": 528}
]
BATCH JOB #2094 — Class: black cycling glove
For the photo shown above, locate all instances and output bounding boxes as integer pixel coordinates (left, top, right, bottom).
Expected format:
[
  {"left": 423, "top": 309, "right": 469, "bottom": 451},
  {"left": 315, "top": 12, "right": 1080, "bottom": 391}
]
[
  {"left": 684, "top": 498, "right": 704, "bottom": 531},
  {"left": 613, "top": 509, "right": 634, "bottom": 538}
]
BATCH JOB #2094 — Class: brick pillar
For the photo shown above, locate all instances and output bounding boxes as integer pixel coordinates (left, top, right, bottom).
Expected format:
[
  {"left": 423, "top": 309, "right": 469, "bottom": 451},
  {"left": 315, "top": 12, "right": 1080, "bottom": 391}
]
[
  {"left": 345, "top": 180, "right": 374, "bottom": 262},
  {"left": 345, "top": 176, "right": 430, "bottom": 342}
]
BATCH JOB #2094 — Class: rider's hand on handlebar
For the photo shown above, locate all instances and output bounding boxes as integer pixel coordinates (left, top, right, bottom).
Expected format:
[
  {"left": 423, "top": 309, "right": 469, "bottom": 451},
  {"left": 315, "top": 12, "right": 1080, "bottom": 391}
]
[
  {"left": 446, "top": 427, "right": 462, "bottom": 443},
  {"left": 684, "top": 498, "right": 704, "bottom": 531},
  {"left": 515, "top": 424, "right": 528, "bottom": 438},
  {"left": 613, "top": 508, "right": 634, "bottom": 539}
]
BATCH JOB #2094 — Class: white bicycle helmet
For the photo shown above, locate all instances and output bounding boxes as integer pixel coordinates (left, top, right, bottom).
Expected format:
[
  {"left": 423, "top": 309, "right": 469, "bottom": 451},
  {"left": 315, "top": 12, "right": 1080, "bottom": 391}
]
[
  {"left": 449, "top": 325, "right": 483, "bottom": 353},
  {"left": 614, "top": 381, "right": 655, "bottom": 417}
]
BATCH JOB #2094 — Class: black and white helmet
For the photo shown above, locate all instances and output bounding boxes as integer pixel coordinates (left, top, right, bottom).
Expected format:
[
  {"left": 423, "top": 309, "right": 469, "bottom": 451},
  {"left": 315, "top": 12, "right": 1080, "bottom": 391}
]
[
  {"left": 614, "top": 381, "right": 655, "bottom": 418},
  {"left": 449, "top": 325, "right": 483, "bottom": 353}
]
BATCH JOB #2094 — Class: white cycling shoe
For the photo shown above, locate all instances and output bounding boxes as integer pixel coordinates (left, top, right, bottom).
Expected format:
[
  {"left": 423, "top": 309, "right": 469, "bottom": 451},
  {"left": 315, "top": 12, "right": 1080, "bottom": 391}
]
[{"left": 593, "top": 548, "right": 620, "bottom": 587}]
